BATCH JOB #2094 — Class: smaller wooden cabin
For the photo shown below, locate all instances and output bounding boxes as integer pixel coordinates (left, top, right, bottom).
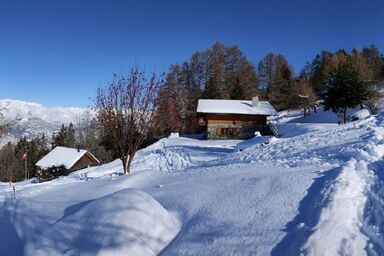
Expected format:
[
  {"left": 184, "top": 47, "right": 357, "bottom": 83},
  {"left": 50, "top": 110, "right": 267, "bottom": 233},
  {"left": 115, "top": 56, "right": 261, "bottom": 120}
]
[
  {"left": 36, "top": 146, "right": 100, "bottom": 173},
  {"left": 196, "top": 97, "right": 276, "bottom": 140}
]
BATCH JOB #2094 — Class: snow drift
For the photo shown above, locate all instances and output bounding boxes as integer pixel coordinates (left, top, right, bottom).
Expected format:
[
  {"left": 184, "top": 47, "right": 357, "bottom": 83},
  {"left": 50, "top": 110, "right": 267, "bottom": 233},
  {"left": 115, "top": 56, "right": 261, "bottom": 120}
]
[
  {"left": 1, "top": 102, "right": 384, "bottom": 255},
  {"left": 24, "top": 189, "right": 180, "bottom": 256}
]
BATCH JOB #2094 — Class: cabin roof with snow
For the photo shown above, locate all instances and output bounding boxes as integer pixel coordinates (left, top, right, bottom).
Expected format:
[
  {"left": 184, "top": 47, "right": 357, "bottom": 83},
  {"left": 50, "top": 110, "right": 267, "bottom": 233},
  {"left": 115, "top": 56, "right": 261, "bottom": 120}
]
[
  {"left": 36, "top": 146, "right": 100, "bottom": 170},
  {"left": 196, "top": 99, "right": 276, "bottom": 116}
]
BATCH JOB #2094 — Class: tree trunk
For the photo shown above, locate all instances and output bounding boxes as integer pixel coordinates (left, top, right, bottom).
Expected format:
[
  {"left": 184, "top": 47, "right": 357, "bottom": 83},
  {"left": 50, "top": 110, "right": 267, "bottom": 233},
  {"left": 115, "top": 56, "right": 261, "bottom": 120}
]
[
  {"left": 126, "top": 152, "right": 136, "bottom": 174},
  {"left": 122, "top": 156, "right": 129, "bottom": 174},
  {"left": 343, "top": 108, "right": 347, "bottom": 124},
  {"left": 121, "top": 153, "right": 136, "bottom": 174}
]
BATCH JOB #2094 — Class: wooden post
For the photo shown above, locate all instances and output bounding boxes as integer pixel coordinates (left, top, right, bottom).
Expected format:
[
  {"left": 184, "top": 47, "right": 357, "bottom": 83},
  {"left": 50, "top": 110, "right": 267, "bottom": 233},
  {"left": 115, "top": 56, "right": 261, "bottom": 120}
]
[
  {"left": 24, "top": 152, "right": 27, "bottom": 180},
  {"left": 12, "top": 185, "right": 16, "bottom": 200}
]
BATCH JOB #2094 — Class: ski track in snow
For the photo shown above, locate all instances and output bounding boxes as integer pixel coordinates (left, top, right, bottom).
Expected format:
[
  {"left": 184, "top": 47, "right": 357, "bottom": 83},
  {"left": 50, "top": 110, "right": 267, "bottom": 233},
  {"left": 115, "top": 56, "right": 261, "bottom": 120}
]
[
  {"left": 273, "top": 112, "right": 384, "bottom": 256},
  {"left": 300, "top": 113, "right": 384, "bottom": 256}
]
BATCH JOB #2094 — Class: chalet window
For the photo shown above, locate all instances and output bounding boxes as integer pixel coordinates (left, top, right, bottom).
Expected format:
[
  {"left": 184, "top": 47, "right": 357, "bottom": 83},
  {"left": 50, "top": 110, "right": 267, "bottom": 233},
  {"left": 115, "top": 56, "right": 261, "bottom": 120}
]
[{"left": 216, "top": 128, "right": 238, "bottom": 137}]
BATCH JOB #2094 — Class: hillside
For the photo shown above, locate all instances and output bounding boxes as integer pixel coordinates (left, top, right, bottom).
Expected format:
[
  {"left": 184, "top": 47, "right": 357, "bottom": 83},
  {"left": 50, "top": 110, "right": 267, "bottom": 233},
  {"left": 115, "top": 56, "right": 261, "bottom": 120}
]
[
  {"left": 0, "top": 99, "right": 88, "bottom": 146},
  {"left": 1, "top": 107, "right": 384, "bottom": 255}
]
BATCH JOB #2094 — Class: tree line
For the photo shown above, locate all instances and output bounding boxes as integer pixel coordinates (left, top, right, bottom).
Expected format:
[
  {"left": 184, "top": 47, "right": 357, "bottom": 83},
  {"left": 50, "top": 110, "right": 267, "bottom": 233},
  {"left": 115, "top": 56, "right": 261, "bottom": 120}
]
[
  {"left": 95, "top": 43, "right": 383, "bottom": 175},
  {"left": 0, "top": 112, "right": 114, "bottom": 182},
  {"left": 155, "top": 42, "right": 384, "bottom": 137}
]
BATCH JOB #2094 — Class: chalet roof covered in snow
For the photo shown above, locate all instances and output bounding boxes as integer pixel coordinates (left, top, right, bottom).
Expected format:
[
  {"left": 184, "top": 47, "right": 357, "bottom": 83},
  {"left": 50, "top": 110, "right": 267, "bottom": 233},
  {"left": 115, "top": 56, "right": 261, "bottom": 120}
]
[
  {"left": 196, "top": 99, "right": 276, "bottom": 115},
  {"left": 36, "top": 146, "right": 99, "bottom": 169}
]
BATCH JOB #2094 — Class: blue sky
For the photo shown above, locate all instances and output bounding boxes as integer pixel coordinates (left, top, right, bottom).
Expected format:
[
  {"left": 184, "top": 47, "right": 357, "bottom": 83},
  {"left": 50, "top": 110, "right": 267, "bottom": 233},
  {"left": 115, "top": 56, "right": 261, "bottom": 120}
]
[{"left": 0, "top": 0, "right": 383, "bottom": 107}]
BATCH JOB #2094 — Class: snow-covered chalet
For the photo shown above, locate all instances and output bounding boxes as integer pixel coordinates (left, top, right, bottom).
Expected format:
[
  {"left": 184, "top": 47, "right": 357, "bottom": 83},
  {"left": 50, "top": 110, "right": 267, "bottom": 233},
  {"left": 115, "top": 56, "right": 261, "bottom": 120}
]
[
  {"left": 196, "top": 96, "right": 277, "bottom": 139},
  {"left": 36, "top": 146, "right": 100, "bottom": 172}
]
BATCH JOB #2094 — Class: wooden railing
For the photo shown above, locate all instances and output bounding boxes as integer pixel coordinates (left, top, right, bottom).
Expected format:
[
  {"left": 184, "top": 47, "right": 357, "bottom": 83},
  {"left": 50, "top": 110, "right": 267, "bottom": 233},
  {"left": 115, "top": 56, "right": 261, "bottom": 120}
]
[{"left": 266, "top": 120, "right": 280, "bottom": 138}]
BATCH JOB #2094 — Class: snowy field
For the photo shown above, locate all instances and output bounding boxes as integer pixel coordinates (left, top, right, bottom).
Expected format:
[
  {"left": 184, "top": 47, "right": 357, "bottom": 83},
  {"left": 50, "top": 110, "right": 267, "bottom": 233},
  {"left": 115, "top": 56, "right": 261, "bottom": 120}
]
[{"left": 1, "top": 108, "right": 384, "bottom": 255}]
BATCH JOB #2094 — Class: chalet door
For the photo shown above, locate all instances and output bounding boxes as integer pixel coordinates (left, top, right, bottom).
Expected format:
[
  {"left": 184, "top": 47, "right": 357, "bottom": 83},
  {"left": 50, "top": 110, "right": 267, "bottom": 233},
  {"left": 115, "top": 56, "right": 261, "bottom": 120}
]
[{"left": 216, "top": 128, "right": 222, "bottom": 136}]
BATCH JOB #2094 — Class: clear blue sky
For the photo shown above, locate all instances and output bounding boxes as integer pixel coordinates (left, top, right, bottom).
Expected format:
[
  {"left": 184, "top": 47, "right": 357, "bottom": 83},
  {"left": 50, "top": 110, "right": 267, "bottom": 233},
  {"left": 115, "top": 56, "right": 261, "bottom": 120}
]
[{"left": 0, "top": 0, "right": 383, "bottom": 107}]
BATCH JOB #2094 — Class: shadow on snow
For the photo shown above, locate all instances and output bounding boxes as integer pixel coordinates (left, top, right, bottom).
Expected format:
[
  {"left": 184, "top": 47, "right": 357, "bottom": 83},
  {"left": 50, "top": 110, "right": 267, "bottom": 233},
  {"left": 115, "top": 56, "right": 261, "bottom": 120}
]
[
  {"left": 362, "top": 159, "right": 384, "bottom": 255},
  {"left": 271, "top": 167, "right": 342, "bottom": 255},
  {"left": 0, "top": 200, "right": 24, "bottom": 255}
]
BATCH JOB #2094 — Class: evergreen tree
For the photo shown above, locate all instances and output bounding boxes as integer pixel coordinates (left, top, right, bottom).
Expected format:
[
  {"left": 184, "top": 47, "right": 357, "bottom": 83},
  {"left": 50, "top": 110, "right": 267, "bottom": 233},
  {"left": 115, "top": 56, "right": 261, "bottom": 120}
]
[
  {"left": 0, "top": 142, "right": 22, "bottom": 182},
  {"left": 52, "top": 123, "right": 76, "bottom": 148},
  {"left": 302, "top": 46, "right": 384, "bottom": 100},
  {"left": 257, "top": 53, "right": 294, "bottom": 110},
  {"left": 66, "top": 123, "right": 76, "bottom": 148},
  {"left": 52, "top": 124, "right": 66, "bottom": 148},
  {"left": 308, "top": 51, "right": 335, "bottom": 95},
  {"left": 0, "top": 135, "right": 50, "bottom": 182},
  {"left": 323, "top": 62, "right": 370, "bottom": 123}
]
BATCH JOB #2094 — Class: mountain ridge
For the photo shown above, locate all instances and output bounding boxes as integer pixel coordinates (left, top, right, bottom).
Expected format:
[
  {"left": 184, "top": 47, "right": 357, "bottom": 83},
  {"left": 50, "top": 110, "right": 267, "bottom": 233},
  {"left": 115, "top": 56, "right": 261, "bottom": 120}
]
[{"left": 0, "top": 99, "right": 89, "bottom": 146}]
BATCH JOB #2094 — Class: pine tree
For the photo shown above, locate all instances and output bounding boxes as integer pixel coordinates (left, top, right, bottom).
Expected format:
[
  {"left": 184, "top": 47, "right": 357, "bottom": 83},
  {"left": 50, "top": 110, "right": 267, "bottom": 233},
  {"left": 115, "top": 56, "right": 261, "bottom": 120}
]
[
  {"left": 0, "top": 142, "right": 22, "bottom": 182},
  {"left": 52, "top": 123, "right": 76, "bottom": 148},
  {"left": 323, "top": 62, "right": 370, "bottom": 123},
  {"left": 66, "top": 123, "right": 76, "bottom": 148},
  {"left": 257, "top": 53, "right": 294, "bottom": 110}
]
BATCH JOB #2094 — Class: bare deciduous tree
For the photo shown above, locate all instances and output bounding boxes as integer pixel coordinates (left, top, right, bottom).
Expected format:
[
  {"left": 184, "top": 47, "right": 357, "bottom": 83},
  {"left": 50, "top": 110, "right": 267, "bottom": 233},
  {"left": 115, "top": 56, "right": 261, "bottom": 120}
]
[
  {"left": 75, "top": 111, "right": 113, "bottom": 164},
  {"left": 94, "top": 68, "right": 163, "bottom": 174},
  {"left": 293, "top": 79, "right": 318, "bottom": 116}
]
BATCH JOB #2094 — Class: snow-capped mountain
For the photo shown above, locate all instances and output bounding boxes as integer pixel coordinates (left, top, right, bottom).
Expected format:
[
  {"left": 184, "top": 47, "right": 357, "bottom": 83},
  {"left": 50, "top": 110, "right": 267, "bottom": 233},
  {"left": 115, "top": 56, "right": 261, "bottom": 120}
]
[{"left": 0, "top": 99, "right": 89, "bottom": 146}]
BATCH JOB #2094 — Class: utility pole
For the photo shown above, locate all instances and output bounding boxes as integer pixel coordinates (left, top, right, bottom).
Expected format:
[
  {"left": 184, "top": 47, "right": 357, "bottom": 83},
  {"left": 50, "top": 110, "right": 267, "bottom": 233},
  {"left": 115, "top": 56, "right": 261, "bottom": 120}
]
[
  {"left": 26, "top": 151, "right": 29, "bottom": 180},
  {"left": 24, "top": 153, "right": 27, "bottom": 180},
  {"left": 23, "top": 145, "right": 28, "bottom": 180}
]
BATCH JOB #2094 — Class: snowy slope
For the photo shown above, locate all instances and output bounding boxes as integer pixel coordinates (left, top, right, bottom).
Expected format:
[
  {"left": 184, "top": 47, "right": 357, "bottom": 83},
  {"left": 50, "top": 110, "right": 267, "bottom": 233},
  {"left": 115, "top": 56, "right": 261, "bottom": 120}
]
[
  {"left": 0, "top": 99, "right": 88, "bottom": 146},
  {"left": 1, "top": 107, "right": 384, "bottom": 255}
]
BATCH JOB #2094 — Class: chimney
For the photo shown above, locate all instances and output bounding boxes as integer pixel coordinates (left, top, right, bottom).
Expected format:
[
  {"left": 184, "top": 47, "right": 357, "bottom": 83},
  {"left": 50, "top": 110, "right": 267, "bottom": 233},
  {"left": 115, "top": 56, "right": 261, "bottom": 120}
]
[{"left": 252, "top": 96, "right": 259, "bottom": 107}]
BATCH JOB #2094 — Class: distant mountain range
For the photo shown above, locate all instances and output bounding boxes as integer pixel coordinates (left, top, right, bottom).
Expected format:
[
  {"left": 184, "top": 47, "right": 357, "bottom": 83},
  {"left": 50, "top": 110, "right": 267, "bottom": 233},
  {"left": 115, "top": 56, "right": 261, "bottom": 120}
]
[{"left": 0, "top": 99, "right": 88, "bottom": 146}]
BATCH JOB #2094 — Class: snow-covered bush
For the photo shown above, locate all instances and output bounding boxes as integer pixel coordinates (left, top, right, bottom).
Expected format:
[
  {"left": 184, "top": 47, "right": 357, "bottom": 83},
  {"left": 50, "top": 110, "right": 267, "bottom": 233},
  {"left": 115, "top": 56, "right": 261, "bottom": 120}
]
[
  {"left": 351, "top": 109, "right": 370, "bottom": 121},
  {"left": 169, "top": 132, "right": 180, "bottom": 138},
  {"left": 36, "top": 165, "right": 69, "bottom": 182}
]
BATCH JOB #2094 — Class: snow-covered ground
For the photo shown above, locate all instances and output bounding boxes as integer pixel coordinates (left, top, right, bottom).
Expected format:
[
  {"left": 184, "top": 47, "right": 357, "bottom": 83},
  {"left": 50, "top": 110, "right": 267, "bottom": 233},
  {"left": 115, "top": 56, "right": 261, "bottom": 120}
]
[{"left": 1, "top": 107, "right": 384, "bottom": 255}]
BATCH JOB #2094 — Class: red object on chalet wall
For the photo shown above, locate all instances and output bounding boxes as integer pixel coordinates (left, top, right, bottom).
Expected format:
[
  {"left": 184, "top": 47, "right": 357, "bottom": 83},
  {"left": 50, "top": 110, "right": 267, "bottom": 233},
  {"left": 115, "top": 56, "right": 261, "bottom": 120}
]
[{"left": 198, "top": 117, "right": 206, "bottom": 126}]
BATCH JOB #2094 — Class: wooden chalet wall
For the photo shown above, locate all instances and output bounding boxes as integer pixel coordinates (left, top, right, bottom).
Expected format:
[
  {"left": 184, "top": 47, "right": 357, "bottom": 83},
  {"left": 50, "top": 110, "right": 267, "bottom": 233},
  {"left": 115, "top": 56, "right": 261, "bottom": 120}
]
[
  {"left": 70, "top": 153, "right": 99, "bottom": 171},
  {"left": 206, "top": 113, "right": 266, "bottom": 125},
  {"left": 203, "top": 113, "right": 269, "bottom": 140}
]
